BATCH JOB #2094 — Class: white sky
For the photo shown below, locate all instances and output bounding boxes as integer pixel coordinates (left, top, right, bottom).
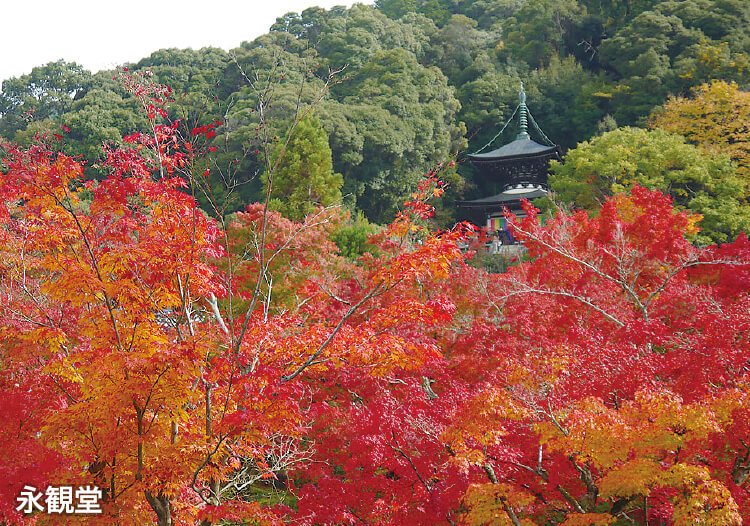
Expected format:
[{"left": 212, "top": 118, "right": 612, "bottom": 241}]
[{"left": 1, "top": 0, "right": 360, "bottom": 85}]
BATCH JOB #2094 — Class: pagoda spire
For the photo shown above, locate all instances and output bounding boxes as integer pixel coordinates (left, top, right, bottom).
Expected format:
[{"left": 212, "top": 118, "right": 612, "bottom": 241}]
[
  {"left": 517, "top": 82, "right": 529, "bottom": 140},
  {"left": 465, "top": 80, "right": 560, "bottom": 194}
]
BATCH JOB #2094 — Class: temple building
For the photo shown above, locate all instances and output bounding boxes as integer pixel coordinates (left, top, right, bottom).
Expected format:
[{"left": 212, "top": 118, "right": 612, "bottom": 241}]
[{"left": 460, "top": 84, "right": 561, "bottom": 253}]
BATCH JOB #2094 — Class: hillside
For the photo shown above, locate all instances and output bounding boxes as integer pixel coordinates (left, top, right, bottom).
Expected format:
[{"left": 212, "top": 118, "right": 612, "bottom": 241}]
[{"left": 1, "top": 0, "right": 747, "bottom": 225}]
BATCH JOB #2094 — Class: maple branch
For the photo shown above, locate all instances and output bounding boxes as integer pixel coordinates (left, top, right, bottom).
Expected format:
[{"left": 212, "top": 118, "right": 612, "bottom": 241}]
[
  {"left": 128, "top": 366, "right": 172, "bottom": 485},
  {"left": 234, "top": 204, "right": 341, "bottom": 352},
  {"left": 263, "top": 272, "right": 273, "bottom": 322},
  {"left": 557, "top": 484, "right": 586, "bottom": 514},
  {"left": 144, "top": 490, "right": 172, "bottom": 526},
  {"left": 510, "top": 460, "right": 547, "bottom": 479},
  {"left": 546, "top": 396, "right": 569, "bottom": 437},
  {"left": 176, "top": 272, "right": 195, "bottom": 337},
  {"left": 509, "top": 446, "right": 549, "bottom": 482},
  {"left": 292, "top": 292, "right": 318, "bottom": 315},
  {"left": 225, "top": 434, "right": 312, "bottom": 494},
  {"left": 12, "top": 253, "right": 61, "bottom": 329},
  {"left": 281, "top": 282, "right": 385, "bottom": 382},
  {"left": 502, "top": 501, "right": 523, "bottom": 526},
  {"left": 206, "top": 293, "right": 229, "bottom": 336},
  {"left": 60, "top": 200, "right": 124, "bottom": 351},
  {"left": 229, "top": 63, "right": 343, "bottom": 354},
  {"left": 642, "top": 258, "right": 742, "bottom": 313},
  {"left": 511, "top": 222, "right": 647, "bottom": 316},
  {"left": 190, "top": 432, "right": 229, "bottom": 504},
  {"left": 569, "top": 455, "right": 599, "bottom": 512},
  {"left": 610, "top": 495, "right": 639, "bottom": 516},
  {"left": 345, "top": 505, "right": 370, "bottom": 524},
  {"left": 421, "top": 376, "right": 438, "bottom": 399},
  {"left": 314, "top": 279, "right": 353, "bottom": 306},
  {"left": 142, "top": 367, "right": 171, "bottom": 413},
  {"left": 4, "top": 307, "right": 54, "bottom": 328},
  {"left": 599, "top": 230, "right": 650, "bottom": 316},
  {"left": 205, "top": 383, "right": 212, "bottom": 437},
  {"left": 537, "top": 444, "right": 544, "bottom": 472},
  {"left": 127, "top": 320, "right": 139, "bottom": 352},
  {"left": 501, "top": 285, "right": 625, "bottom": 328},
  {"left": 483, "top": 462, "right": 499, "bottom": 483},
  {"left": 48, "top": 374, "right": 78, "bottom": 404},
  {"left": 483, "top": 463, "right": 522, "bottom": 526},
  {"left": 390, "top": 431, "right": 432, "bottom": 492},
  {"left": 133, "top": 400, "right": 145, "bottom": 482},
  {"left": 219, "top": 368, "right": 236, "bottom": 427},
  {"left": 113, "top": 456, "right": 142, "bottom": 500},
  {"left": 732, "top": 439, "right": 750, "bottom": 486}
]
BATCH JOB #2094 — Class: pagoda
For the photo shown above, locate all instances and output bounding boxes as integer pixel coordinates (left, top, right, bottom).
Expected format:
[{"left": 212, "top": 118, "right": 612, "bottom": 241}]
[{"left": 460, "top": 84, "right": 560, "bottom": 251}]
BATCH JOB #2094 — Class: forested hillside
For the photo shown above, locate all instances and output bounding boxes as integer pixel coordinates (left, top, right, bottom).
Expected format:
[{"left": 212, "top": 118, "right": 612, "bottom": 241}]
[{"left": 2, "top": 0, "right": 748, "bottom": 225}]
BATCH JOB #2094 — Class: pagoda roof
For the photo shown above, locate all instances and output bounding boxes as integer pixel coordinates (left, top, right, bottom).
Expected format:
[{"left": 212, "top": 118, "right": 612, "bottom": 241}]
[
  {"left": 460, "top": 188, "right": 547, "bottom": 208},
  {"left": 468, "top": 137, "right": 558, "bottom": 163}
]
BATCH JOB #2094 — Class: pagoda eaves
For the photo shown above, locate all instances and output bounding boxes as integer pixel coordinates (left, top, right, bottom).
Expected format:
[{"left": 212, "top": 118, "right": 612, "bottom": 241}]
[{"left": 465, "top": 83, "right": 560, "bottom": 192}]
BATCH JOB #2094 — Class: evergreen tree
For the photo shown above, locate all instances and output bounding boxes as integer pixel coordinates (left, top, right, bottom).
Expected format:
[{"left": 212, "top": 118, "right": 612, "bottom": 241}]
[{"left": 266, "top": 115, "right": 343, "bottom": 221}]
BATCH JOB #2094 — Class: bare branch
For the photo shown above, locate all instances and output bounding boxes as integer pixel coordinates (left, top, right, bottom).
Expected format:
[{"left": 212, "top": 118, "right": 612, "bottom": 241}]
[
  {"left": 206, "top": 293, "right": 229, "bottom": 336},
  {"left": 281, "top": 282, "right": 386, "bottom": 382}
]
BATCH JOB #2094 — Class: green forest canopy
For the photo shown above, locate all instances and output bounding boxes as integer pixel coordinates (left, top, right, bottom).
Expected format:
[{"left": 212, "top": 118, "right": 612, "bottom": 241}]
[{"left": 1, "top": 0, "right": 749, "bottom": 227}]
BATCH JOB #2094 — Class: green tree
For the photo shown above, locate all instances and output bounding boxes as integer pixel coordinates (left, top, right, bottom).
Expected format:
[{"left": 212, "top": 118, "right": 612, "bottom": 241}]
[
  {"left": 463, "top": 0, "right": 525, "bottom": 29},
  {"left": 316, "top": 4, "right": 427, "bottom": 71},
  {"left": 265, "top": 115, "right": 342, "bottom": 221},
  {"left": 598, "top": 11, "right": 697, "bottom": 123},
  {"left": 457, "top": 68, "right": 523, "bottom": 156},
  {"left": 60, "top": 88, "right": 151, "bottom": 175},
  {"left": 332, "top": 211, "right": 380, "bottom": 259},
  {"left": 214, "top": 32, "right": 328, "bottom": 210},
  {"left": 656, "top": 0, "right": 750, "bottom": 51},
  {"left": 219, "top": 5, "right": 467, "bottom": 222},
  {"left": 417, "top": 0, "right": 457, "bottom": 26},
  {"left": 424, "top": 14, "right": 499, "bottom": 85},
  {"left": 376, "top": 0, "right": 458, "bottom": 25},
  {"left": 598, "top": 0, "right": 750, "bottom": 124},
  {"left": 219, "top": 32, "right": 318, "bottom": 100},
  {"left": 4, "top": 70, "right": 151, "bottom": 179},
  {"left": 549, "top": 127, "right": 750, "bottom": 244},
  {"left": 0, "top": 60, "right": 92, "bottom": 139},
  {"left": 375, "top": 0, "right": 419, "bottom": 19},
  {"left": 526, "top": 56, "right": 609, "bottom": 150},
  {"left": 318, "top": 47, "right": 466, "bottom": 222},
  {"left": 501, "top": 0, "right": 585, "bottom": 68},
  {"left": 133, "top": 47, "right": 231, "bottom": 128},
  {"left": 270, "top": 6, "right": 336, "bottom": 42},
  {"left": 576, "top": 0, "right": 661, "bottom": 28},
  {"left": 11, "top": 119, "right": 59, "bottom": 146},
  {"left": 651, "top": 80, "right": 750, "bottom": 187},
  {"left": 377, "top": 0, "right": 524, "bottom": 27},
  {"left": 599, "top": 10, "right": 702, "bottom": 79}
]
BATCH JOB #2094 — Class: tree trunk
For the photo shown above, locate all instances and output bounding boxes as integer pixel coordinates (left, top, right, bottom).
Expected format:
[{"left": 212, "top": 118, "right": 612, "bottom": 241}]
[{"left": 145, "top": 491, "right": 172, "bottom": 526}]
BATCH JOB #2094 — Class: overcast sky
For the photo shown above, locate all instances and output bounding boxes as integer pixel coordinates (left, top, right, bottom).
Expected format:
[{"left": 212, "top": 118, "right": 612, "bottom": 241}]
[{"left": 1, "top": 0, "right": 359, "bottom": 85}]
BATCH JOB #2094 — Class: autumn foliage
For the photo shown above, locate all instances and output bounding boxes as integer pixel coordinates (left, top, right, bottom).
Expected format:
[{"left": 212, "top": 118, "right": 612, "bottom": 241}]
[
  {"left": 2, "top": 76, "right": 750, "bottom": 526},
  {"left": 0, "top": 121, "right": 471, "bottom": 525},
  {"left": 651, "top": 80, "right": 750, "bottom": 187}
]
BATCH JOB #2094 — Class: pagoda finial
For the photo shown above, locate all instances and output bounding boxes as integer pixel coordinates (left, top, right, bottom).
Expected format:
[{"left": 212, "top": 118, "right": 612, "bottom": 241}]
[{"left": 517, "top": 82, "right": 529, "bottom": 140}]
